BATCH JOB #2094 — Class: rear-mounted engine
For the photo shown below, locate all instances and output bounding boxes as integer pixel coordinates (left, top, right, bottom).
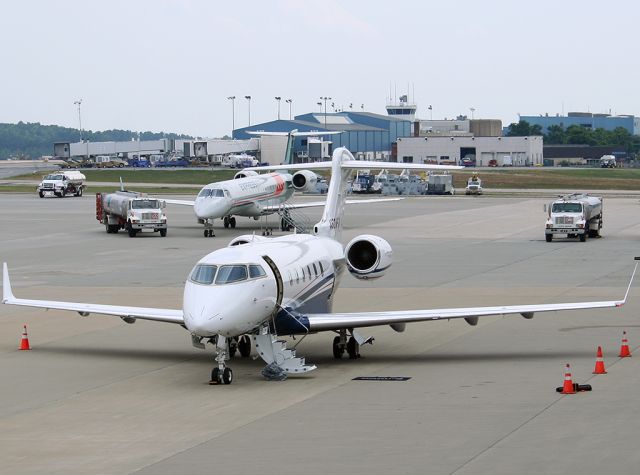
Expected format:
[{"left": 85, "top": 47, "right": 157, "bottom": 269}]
[{"left": 344, "top": 234, "right": 392, "bottom": 279}]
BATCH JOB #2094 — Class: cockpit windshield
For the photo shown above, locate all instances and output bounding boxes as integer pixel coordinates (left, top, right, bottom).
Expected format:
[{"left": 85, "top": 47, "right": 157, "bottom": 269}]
[
  {"left": 189, "top": 263, "right": 267, "bottom": 285},
  {"left": 198, "top": 188, "right": 225, "bottom": 198},
  {"left": 190, "top": 265, "right": 218, "bottom": 285},
  {"left": 552, "top": 203, "right": 582, "bottom": 213},
  {"left": 215, "top": 265, "right": 248, "bottom": 284},
  {"left": 131, "top": 199, "right": 160, "bottom": 209}
]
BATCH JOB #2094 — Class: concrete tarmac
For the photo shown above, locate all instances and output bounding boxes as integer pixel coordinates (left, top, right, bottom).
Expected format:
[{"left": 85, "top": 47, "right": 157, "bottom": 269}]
[{"left": 1, "top": 192, "right": 640, "bottom": 474}]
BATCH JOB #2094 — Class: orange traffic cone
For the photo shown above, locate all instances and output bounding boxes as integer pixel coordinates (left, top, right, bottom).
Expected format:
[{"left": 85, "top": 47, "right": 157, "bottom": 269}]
[
  {"left": 561, "top": 363, "right": 576, "bottom": 394},
  {"left": 619, "top": 331, "right": 632, "bottom": 358},
  {"left": 19, "top": 324, "right": 31, "bottom": 351},
  {"left": 593, "top": 346, "right": 607, "bottom": 374}
]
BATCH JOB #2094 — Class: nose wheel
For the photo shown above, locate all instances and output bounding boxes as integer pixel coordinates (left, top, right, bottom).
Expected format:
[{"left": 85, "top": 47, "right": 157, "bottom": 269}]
[
  {"left": 203, "top": 219, "right": 216, "bottom": 238},
  {"left": 209, "top": 335, "right": 233, "bottom": 385}
]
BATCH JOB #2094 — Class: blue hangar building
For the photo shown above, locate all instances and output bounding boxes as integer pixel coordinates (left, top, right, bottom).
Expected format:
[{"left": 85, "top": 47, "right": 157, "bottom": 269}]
[{"left": 232, "top": 111, "right": 411, "bottom": 160}]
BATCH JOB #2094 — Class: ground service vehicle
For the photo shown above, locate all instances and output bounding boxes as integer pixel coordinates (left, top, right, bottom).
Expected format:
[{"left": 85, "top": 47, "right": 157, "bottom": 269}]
[
  {"left": 545, "top": 193, "right": 603, "bottom": 242},
  {"left": 37, "top": 171, "right": 86, "bottom": 198},
  {"left": 600, "top": 155, "right": 616, "bottom": 168},
  {"left": 426, "top": 173, "right": 454, "bottom": 195},
  {"left": 465, "top": 173, "right": 483, "bottom": 195},
  {"left": 96, "top": 191, "right": 167, "bottom": 237}
]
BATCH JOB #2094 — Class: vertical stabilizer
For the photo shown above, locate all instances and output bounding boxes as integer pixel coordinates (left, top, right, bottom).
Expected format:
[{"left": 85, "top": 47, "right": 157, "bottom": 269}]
[{"left": 313, "top": 147, "right": 353, "bottom": 241}]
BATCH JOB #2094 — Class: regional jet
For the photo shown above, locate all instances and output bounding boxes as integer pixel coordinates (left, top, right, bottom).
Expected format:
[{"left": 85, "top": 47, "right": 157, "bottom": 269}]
[
  {"left": 165, "top": 130, "right": 338, "bottom": 236},
  {"left": 2, "top": 147, "right": 636, "bottom": 385}
]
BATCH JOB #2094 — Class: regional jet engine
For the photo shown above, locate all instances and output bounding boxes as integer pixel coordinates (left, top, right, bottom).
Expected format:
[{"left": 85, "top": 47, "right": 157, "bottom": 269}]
[
  {"left": 234, "top": 170, "right": 259, "bottom": 179},
  {"left": 292, "top": 170, "right": 318, "bottom": 192},
  {"left": 344, "top": 234, "right": 392, "bottom": 280}
]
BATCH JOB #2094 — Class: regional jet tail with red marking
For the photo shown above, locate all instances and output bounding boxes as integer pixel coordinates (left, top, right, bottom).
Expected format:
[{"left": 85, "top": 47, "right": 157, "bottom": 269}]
[{"left": 4, "top": 147, "right": 635, "bottom": 385}]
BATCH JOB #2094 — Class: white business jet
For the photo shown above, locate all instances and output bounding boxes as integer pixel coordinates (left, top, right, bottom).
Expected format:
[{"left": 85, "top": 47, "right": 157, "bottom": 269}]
[
  {"left": 166, "top": 130, "right": 344, "bottom": 237},
  {"left": 3, "top": 148, "right": 637, "bottom": 385}
]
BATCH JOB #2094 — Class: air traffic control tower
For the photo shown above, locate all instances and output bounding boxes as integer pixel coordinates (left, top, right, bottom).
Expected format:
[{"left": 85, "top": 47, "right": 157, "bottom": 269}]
[{"left": 385, "top": 94, "right": 417, "bottom": 122}]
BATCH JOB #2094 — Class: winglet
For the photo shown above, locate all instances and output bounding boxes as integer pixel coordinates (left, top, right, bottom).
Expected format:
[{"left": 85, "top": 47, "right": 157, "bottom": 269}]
[
  {"left": 618, "top": 260, "right": 639, "bottom": 306},
  {"left": 2, "top": 262, "right": 15, "bottom": 304}
]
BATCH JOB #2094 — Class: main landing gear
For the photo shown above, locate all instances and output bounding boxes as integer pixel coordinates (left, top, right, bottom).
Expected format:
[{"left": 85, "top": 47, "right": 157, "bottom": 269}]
[
  {"left": 223, "top": 216, "right": 236, "bottom": 229},
  {"left": 332, "top": 329, "right": 365, "bottom": 360},
  {"left": 209, "top": 335, "right": 252, "bottom": 385}
]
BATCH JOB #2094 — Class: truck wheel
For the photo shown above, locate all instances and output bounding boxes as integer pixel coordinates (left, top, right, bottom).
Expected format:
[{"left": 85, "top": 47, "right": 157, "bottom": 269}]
[
  {"left": 106, "top": 221, "right": 111, "bottom": 234},
  {"left": 579, "top": 233, "right": 586, "bottom": 242},
  {"left": 39, "top": 191, "right": 44, "bottom": 198},
  {"left": 160, "top": 229, "right": 167, "bottom": 237},
  {"left": 128, "top": 226, "right": 136, "bottom": 237},
  {"left": 76, "top": 187, "right": 83, "bottom": 197},
  {"left": 545, "top": 234, "right": 552, "bottom": 242}
]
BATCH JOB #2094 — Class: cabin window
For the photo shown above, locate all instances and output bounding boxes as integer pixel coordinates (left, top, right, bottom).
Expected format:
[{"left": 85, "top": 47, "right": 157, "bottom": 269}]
[
  {"left": 313, "top": 263, "right": 318, "bottom": 276},
  {"left": 288, "top": 271, "right": 293, "bottom": 286},
  {"left": 215, "top": 265, "right": 248, "bottom": 284},
  {"left": 307, "top": 265, "right": 312, "bottom": 279},
  {"left": 295, "top": 269, "right": 300, "bottom": 284},
  {"left": 190, "top": 265, "right": 217, "bottom": 285},
  {"left": 249, "top": 265, "right": 267, "bottom": 279},
  {"left": 319, "top": 261, "right": 324, "bottom": 274}
]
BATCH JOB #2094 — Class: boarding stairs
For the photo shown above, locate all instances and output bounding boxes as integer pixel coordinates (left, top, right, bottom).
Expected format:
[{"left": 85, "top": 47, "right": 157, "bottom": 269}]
[
  {"left": 277, "top": 203, "right": 313, "bottom": 234},
  {"left": 253, "top": 330, "right": 316, "bottom": 375}
]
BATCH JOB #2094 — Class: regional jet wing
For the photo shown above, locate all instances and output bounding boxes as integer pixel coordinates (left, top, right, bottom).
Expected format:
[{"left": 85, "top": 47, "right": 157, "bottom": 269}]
[
  {"left": 263, "top": 197, "right": 402, "bottom": 212},
  {"left": 163, "top": 199, "right": 195, "bottom": 206},
  {"left": 305, "top": 263, "right": 637, "bottom": 331},
  {"left": 245, "top": 160, "right": 463, "bottom": 172},
  {"left": 2, "top": 264, "right": 184, "bottom": 324}
]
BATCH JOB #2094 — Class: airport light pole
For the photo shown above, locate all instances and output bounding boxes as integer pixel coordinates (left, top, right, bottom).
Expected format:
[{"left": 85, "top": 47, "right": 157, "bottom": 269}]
[
  {"left": 227, "top": 96, "right": 236, "bottom": 135},
  {"left": 285, "top": 98, "right": 292, "bottom": 120},
  {"left": 317, "top": 102, "right": 322, "bottom": 112},
  {"left": 275, "top": 96, "right": 281, "bottom": 120},
  {"left": 470, "top": 107, "right": 475, "bottom": 120},
  {"left": 320, "top": 96, "right": 331, "bottom": 129},
  {"left": 244, "top": 95, "right": 251, "bottom": 126},
  {"left": 428, "top": 104, "right": 433, "bottom": 120},
  {"left": 73, "top": 99, "right": 83, "bottom": 141}
]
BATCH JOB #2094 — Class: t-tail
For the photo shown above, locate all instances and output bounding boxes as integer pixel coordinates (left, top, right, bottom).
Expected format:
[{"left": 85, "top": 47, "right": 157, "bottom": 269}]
[{"left": 313, "top": 147, "right": 353, "bottom": 241}]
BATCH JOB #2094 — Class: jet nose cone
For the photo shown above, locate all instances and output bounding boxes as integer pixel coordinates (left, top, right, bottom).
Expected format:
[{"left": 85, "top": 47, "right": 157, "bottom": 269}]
[{"left": 194, "top": 197, "right": 229, "bottom": 220}]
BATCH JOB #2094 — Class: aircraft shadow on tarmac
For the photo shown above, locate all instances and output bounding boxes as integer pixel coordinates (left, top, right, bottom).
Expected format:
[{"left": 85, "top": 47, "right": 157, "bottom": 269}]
[{"left": 28, "top": 345, "right": 596, "bottom": 365}]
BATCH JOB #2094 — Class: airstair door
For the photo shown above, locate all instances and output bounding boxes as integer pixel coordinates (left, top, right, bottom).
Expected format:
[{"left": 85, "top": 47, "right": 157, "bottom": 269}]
[{"left": 262, "top": 255, "right": 283, "bottom": 309}]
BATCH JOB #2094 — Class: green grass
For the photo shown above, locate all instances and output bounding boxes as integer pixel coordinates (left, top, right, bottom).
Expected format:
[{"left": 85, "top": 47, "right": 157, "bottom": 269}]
[
  {"left": 0, "top": 185, "right": 200, "bottom": 194},
  {"left": 6, "top": 166, "right": 640, "bottom": 191},
  {"left": 11, "top": 168, "right": 238, "bottom": 184}
]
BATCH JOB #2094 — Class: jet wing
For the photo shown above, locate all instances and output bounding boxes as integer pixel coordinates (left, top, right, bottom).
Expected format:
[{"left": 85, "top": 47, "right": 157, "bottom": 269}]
[
  {"left": 163, "top": 199, "right": 195, "bottom": 206},
  {"left": 305, "top": 262, "right": 637, "bottom": 331},
  {"left": 2, "top": 264, "right": 184, "bottom": 324},
  {"left": 262, "top": 197, "right": 402, "bottom": 212},
  {"left": 244, "top": 160, "right": 463, "bottom": 172}
]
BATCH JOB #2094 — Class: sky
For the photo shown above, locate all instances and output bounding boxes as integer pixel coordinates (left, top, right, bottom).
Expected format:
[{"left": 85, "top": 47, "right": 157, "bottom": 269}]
[{"left": 1, "top": 0, "right": 638, "bottom": 138}]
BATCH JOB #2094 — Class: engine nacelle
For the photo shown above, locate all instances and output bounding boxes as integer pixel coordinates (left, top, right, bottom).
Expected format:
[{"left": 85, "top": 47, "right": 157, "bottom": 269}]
[
  {"left": 228, "top": 234, "right": 267, "bottom": 247},
  {"left": 345, "top": 234, "right": 392, "bottom": 280},
  {"left": 234, "top": 170, "right": 258, "bottom": 179},
  {"left": 292, "top": 170, "right": 318, "bottom": 192}
]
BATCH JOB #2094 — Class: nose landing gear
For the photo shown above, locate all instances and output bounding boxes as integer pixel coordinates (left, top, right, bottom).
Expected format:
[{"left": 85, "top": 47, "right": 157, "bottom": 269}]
[
  {"left": 203, "top": 219, "right": 216, "bottom": 238},
  {"left": 209, "top": 335, "right": 233, "bottom": 385}
]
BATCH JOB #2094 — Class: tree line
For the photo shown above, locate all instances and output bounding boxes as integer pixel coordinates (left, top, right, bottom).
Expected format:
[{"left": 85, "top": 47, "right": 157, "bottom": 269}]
[
  {"left": 0, "top": 122, "right": 194, "bottom": 160},
  {"left": 506, "top": 120, "right": 640, "bottom": 155}
]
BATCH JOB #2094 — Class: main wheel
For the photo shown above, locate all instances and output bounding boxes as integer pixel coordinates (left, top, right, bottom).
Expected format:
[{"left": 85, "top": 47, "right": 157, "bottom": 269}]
[
  {"left": 238, "top": 335, "right": 251, "bottom": 357},
  {"left": 346, "top": 336, "right": 359, "bottom": 359},
  {"left": 229, "top": 339, "right": 237, "bottom": 358},
  {"left": 230, "top": 217, "right": 236, "bottom": 228},
  {"left": 210, "top": 367, "right": 221, "bottom": 384},
  {"left": 545, "top": 234, "right": 552, "bottom": 242},
  {"left": 222, "top": 367, "right": 233, "bottom": 385},
  {"left": 332, "top": 336, "right": 344, "bottom": 359},
  {"left": 223, "top": 216, "right": 229, "bottom": 228},
  {"left": 204, "top": 229, "right": 209, "bottom": 237}
]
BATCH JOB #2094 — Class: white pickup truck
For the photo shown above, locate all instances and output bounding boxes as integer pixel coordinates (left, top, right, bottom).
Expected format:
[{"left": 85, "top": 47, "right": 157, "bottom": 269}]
[{"left": 37, "top": 171, "right": 86, "bottom": 198}]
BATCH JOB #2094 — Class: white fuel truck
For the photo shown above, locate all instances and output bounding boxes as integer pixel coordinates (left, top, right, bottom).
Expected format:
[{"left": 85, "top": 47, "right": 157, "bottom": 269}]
[
  {"left": 37, "top": 171, "right": 86, "bottom": 198},
  {"left": 96, "top": 191, "right": 167, "bottom": 237},
  {"left": 545, "top": 193, "right": 603, "bottom": 242}
]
